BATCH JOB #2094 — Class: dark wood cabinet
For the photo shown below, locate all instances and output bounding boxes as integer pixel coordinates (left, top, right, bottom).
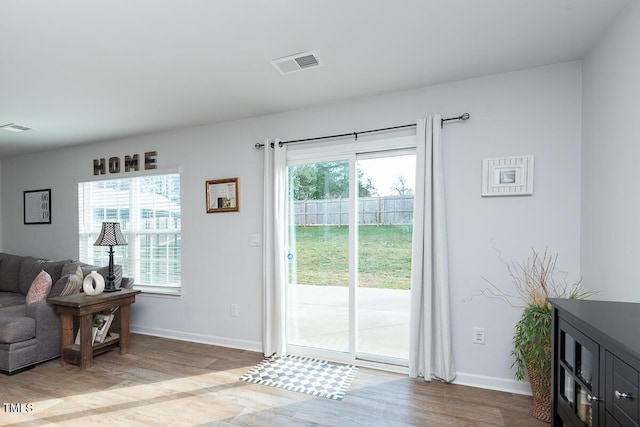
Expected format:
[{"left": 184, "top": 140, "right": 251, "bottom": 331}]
[{"left": 550, "top": 299, "right": 640, "bottom": 426}]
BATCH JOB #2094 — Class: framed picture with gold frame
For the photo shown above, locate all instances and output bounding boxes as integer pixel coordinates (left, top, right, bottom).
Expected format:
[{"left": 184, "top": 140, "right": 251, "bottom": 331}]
[{"left": 206, "top": 178, "right": 239, "bottom": 213}]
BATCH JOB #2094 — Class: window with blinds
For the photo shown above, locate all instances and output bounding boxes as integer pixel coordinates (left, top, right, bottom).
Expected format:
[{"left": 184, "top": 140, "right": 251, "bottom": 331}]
[{"left": 78, "top": 173, "right": 181, "bottom": 294}]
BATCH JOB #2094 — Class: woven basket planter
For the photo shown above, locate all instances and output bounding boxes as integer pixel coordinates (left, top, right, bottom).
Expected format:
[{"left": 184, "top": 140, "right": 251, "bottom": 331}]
[{"left": 527, "top": 359, "right": 551, "bottom": 423}]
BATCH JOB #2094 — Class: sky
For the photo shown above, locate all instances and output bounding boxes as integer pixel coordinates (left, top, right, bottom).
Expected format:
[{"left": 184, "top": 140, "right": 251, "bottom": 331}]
[{"left": 357, "top": 154, "right": 416, "bottom": 196}]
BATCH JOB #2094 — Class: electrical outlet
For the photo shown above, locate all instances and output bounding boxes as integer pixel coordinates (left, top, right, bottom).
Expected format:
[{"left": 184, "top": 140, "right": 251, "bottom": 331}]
[
  {"left": 230, "top": 304, "right": 239, "bottom": 317},
  {"left": 472, "top": 327, "right": 485, "bottom": 345}
]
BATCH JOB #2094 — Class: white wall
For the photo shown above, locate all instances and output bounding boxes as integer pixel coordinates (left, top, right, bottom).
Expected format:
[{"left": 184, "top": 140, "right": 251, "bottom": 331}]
[
  {"left": 1, "top": 61, "right": 582, "bottom": 393},
  {"left": 582, "top": 1, "right": 640, "bottom": 301}
]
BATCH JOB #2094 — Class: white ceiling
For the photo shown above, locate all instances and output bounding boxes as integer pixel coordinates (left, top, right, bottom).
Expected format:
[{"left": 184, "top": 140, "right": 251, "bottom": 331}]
[{"left": 0, "top": 0, "right": 629, "bottom": 158}]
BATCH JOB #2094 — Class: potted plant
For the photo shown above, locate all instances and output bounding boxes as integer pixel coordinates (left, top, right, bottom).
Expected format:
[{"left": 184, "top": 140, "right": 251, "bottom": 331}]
[{"left": 481, "top": 247, "right": 594, "bottom": 423}]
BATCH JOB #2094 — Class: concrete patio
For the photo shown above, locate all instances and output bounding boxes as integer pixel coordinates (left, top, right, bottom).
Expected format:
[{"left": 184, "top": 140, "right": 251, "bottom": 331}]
[{"left": 287, "top": 284, "right": 410, "bottom": 360}]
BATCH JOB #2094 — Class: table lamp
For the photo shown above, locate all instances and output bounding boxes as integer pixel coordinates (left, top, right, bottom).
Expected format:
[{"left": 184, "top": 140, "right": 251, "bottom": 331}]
[{"left": 93, "top": 222, "right": 128, "bottom": 292}]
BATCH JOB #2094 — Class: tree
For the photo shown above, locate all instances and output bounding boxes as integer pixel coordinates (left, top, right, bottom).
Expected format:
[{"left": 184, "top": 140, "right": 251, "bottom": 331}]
[
  {"left": 289, "top": 162, "right": 376, "bottom": 200},
  {"left": 391, "top": 176, "right": 413, "bottom": 196},
  {"left": 289, "top": 164, "right": 319, "bottom": 200},
  {"left": 359, "top": 176, "right": 377, "bottom": 197}
]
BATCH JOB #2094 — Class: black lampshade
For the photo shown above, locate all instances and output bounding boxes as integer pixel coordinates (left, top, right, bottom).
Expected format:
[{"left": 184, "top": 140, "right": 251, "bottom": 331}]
[{"left": 94, "top": 222, "right": 128, "bottom": 247}]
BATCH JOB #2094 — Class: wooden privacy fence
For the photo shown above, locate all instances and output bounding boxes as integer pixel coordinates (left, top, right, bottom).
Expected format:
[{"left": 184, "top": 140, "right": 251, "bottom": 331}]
[{"left": 290, "top": 195, "right": 414, "bottom": 226}]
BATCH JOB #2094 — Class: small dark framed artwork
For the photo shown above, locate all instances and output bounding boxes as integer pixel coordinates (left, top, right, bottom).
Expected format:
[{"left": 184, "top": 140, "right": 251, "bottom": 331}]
[
  {"left": 24, "top": 189, "right": 52, "bottom": 224},
  {"left": 206, "top": 178, "right": 239, "bottom": 213}
]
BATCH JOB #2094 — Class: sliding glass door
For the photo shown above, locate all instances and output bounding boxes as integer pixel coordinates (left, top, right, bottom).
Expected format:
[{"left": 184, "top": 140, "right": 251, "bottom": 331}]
[
  {"left": 285, "top": 139, "right": 416, "bottom": 366},
  {"left": 356, "top": 154, "right": 414, "bottom": 363},
  {"left": 287, "top": 160, "right": 351, "bottom": 353}
]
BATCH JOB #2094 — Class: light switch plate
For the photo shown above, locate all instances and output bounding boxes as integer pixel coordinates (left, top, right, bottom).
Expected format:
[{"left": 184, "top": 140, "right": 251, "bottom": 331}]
[{"left": 249, "top": 234, "right": 261, "bottom": 247}]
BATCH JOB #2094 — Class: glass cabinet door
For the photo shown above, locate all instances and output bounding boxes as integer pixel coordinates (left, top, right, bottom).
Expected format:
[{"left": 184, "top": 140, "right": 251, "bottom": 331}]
[{"left": 558, "top": 319, "right": 599, "bottom": 426}]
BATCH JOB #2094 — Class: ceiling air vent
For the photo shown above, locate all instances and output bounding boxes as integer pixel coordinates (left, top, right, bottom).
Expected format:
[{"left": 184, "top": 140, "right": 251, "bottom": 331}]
[
  {"left": 271, "top": 51, "right": 322, "bottom": 75},
  {"left": 0, "top": 123, "right": 31, "bottom": 133}
]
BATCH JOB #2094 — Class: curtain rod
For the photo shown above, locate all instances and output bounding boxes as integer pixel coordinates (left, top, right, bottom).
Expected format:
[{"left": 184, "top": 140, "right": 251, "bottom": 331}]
[{"left": 254, "top": 113, "right": 470, "bottom": 149}]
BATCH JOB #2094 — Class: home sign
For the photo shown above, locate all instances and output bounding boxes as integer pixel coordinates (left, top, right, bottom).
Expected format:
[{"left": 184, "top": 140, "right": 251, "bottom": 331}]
[{"left": 93, "top": 151, "right": 157, "bottom": 175}]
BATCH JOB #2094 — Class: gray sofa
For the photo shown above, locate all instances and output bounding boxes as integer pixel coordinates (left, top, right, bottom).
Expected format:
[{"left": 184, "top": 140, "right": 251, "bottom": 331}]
[{"left": 0, "top": 253, "right": 132, "bottom": 375}]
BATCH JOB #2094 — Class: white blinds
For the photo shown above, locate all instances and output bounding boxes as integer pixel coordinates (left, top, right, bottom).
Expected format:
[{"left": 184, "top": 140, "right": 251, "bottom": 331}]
[{"left": 78, "top": 173, "right": 181, "bottom": 294}]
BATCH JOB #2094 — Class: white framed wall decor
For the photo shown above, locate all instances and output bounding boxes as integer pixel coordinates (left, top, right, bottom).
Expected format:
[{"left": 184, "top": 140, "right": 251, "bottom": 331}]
[{"left": 482, "top": 155, "right": 534, "bottom": 196}]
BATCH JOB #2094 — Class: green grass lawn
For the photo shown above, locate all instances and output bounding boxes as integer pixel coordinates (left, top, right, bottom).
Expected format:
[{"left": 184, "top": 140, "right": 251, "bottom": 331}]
[{"left": 288, "top": 225, "right": 412, "bottom": 289}]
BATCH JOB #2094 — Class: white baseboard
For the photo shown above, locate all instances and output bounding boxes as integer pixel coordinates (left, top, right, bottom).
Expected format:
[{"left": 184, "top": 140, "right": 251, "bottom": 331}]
[
  {"left": 128, "top": 327, "right": 532, "bottom": 396},
  {"left": 130, "top": 324, "right": 262, "bottom": 353},
  {"left": 453, "top": 371, "right": 532, "bottom": 396}
]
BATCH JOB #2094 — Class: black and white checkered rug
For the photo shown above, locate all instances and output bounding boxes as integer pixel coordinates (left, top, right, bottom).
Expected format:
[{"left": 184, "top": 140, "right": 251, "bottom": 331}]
[{"left": 240, "top": 354, "right": 358, "bottom": 401}]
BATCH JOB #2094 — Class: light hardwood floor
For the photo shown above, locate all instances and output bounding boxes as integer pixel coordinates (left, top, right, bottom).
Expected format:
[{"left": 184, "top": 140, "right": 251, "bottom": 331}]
[{"left": 0, "top": 334, "right": 547, "bottom": 426}]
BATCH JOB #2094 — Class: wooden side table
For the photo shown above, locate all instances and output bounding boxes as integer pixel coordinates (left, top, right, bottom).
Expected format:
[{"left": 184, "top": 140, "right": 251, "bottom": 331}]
[{"left": 47, "top": 289, "right": 141, "bottom": 369}]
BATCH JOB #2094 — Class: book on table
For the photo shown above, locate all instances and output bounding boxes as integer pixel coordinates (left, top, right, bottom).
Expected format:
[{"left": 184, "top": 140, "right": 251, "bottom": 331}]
[
  {"left": 74, "top": 326, "right": 98, "bottom": 345},
  {"left": 74, "top": 313, "right": 114, "bottom": 345},
  {"left": 93, "top": 313, "right": 114, "bottom": 343}
]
